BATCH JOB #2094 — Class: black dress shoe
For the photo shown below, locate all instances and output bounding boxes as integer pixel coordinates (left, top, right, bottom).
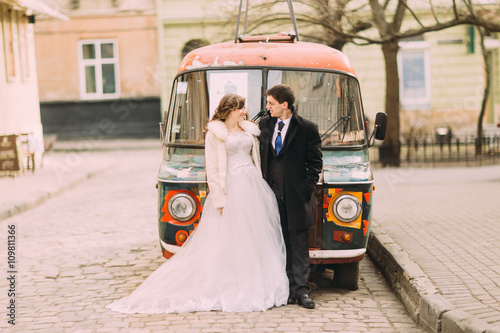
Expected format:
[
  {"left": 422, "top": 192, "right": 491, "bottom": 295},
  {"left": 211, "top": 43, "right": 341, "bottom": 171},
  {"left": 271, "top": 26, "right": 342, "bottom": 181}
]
[
  {"left": 297, "top": 294, "right": 315, "bottom": 309},
  {"left": 287, "top": 294, "right": 297, "bottom": 304}
]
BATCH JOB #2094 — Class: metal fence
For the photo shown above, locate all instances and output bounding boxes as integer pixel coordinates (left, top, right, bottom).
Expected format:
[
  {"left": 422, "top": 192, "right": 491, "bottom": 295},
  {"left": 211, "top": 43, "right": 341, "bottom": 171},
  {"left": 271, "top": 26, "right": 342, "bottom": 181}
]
[{"left": 370, "top": 135, "right": 500, "bottom": 167}]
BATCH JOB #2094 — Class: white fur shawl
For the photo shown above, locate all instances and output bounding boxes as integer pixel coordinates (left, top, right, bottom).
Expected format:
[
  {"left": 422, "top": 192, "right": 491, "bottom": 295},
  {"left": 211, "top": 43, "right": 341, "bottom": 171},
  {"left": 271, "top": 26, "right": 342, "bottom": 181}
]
[{"left": 205, "top": 120, "right": 261, "bottom": 209}]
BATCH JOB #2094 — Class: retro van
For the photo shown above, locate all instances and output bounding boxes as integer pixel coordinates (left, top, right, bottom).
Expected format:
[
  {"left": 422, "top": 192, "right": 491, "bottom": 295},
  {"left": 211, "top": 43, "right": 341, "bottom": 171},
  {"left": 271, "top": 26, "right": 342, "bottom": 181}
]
[{"left": 157, "top": 33, "right": 386, "bottom": 290}]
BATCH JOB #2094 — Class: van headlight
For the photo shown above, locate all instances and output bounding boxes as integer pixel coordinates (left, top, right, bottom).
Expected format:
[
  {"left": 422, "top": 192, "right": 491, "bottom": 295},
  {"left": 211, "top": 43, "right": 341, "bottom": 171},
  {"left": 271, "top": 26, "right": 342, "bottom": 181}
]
[
  {"left": 333, "top": 194, "right": 361, "bottom": 223},
  {"left": 168, "top": 193, "right": 196, "bottom": 221}
]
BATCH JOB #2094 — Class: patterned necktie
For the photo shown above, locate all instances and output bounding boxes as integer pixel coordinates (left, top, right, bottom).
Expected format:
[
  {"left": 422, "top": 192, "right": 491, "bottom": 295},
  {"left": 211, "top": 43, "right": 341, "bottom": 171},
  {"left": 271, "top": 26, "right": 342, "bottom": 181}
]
[{"left": 275, "top": 121, "right": 285, "bottom": 155}]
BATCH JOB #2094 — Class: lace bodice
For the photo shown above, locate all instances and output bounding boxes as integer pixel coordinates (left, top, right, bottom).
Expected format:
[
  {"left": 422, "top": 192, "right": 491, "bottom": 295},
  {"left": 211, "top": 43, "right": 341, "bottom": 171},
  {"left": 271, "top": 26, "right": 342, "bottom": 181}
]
[{"left": 226, "top": 131, "right": 255, "bottom": 174}]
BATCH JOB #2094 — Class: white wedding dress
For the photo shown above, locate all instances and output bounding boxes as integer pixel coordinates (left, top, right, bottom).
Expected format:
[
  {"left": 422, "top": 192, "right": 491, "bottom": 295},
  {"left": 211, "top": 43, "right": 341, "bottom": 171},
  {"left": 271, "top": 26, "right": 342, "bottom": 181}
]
[{"left": 107, "top": 131, "right": 288, "bottom": 314}]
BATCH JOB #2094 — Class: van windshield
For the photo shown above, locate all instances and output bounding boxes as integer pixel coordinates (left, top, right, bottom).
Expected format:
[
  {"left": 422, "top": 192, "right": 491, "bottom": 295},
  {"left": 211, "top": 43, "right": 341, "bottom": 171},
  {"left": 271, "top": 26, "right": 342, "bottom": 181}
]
[{"left": 165, "top": 69, "right": 366, "bottom": 147}]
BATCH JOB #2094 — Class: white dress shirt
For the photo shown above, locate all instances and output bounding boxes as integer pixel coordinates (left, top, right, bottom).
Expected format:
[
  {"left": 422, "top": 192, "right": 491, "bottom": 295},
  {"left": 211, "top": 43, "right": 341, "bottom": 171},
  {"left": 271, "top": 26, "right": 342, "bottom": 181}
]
[{"left": 272, "top": 117, "right": 292, "bottom": 150}]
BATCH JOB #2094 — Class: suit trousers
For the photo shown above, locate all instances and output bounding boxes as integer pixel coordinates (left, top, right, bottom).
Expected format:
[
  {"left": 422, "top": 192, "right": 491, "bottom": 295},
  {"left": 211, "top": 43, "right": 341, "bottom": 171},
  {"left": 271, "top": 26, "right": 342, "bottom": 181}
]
[{"left": 277, "top": 198, "right": 311, "bottom": 297}]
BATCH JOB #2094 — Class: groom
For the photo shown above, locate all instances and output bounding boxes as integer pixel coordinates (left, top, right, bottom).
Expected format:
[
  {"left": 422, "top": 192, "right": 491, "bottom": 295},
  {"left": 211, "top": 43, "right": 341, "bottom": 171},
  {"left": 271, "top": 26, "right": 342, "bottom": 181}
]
[{"left": 259, "top": 84, "right": 322, "bottom": 309}]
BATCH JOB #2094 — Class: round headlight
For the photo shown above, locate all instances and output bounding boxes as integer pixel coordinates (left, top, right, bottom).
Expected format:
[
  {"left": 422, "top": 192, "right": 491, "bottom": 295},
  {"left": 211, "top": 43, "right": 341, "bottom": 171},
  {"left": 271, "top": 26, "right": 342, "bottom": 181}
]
[
  {"left": 333, "top": 194, "right": 361, "bottom": 223},
  {"left": 168, "top": 193, "right": 196, "bottom": 221}
]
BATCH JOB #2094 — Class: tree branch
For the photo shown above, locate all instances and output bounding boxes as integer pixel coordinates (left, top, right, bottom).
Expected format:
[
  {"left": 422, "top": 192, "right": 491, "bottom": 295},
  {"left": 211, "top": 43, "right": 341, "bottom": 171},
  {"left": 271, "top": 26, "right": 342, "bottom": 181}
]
[
  {"left": 369, "top": 0, "right": 389, "bottom": 35},
  {"left": 395, "top": 17, "right": 467, "bottom": 39},
  {"left": 391, "top": 0, "right": 409, "bottom": 32},
  {"left": 452, "top": 0, "right": 459, "bottom": 18},
  {"left": 398, "top": 0, "right": 426, "bottom": 30},
  {"left": 394, "top": 12, "right": 500, "bottom": 40},
  {"left": 428, "top": 0, "right": 441, "bottom": 24},
  {"left": 463, "top": 12, "right": 500, "bottom": 32}
]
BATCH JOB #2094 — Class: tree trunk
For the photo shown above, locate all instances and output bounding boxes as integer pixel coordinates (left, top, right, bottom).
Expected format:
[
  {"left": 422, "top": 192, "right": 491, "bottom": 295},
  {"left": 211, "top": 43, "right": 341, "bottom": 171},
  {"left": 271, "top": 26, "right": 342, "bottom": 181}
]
[
  {"left": 476, "top": 27, "right": 490, "bottom": 156},
  {"left": 380, "top": 40, "right": 401, "bottom": 167}
]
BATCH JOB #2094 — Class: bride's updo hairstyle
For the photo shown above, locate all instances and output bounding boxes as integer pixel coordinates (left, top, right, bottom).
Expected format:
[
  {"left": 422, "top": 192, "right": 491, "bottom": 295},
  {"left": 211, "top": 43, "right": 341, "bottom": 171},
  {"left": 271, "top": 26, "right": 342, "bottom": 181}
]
[{"left": 211, "top": 94, "right": 246, "bottom": 122}]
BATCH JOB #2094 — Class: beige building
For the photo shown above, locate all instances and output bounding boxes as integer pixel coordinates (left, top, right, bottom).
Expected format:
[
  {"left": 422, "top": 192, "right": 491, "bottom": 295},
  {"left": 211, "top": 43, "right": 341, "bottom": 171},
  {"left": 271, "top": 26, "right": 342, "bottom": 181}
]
[
  {"left": 0, "top": 0, "right": 67, "bottom": 173},
  {"left": 157, "top": 0, "right": 238, "bottom": 114},
  {"left": 35, "top": 0, "right": 160, "bottom": 139},
  {"left": 344, "top": 25, "right": 500, "bottom": 137}
]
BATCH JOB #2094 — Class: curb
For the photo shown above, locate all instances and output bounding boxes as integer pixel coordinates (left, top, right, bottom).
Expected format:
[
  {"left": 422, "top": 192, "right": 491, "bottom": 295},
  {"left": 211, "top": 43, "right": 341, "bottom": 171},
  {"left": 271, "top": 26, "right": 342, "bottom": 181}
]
[
  {"left": 52, "top": 146, "right": 160, "bottom": 152},
  {"left": 51, "top": 139, "right": 160, "bottom": 152},
  {"left": 0, "top": 141, "right": 159, "bottom": 222},
  {"left": 367, "top": 221, "right": 500, "bottom": 333}
]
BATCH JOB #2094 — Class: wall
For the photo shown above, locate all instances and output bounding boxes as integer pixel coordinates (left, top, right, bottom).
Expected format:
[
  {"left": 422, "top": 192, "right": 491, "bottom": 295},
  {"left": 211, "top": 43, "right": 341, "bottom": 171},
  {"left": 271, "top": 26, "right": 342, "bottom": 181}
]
[
  {"left": 40, "top": 97, "right": 160, "bottom": 139},
  {"left": 35, "top": 13, "right": 159, "bottom": 101},
  {"left": 344, "top": 26, "right": 499, "bottom": 136},
  {"left": 0, "top": 4, "right": 45, "bottom": 162},
  {"left": 157, "top": 0, "right": 236, "bottom": 114},
  {"left": 34, "top": 1, "right": 161, "bottom": 139}
]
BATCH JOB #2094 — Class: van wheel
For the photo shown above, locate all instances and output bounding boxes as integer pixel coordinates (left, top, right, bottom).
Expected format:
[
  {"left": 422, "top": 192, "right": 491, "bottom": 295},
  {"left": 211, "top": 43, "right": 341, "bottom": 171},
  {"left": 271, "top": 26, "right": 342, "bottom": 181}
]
[{"left": 331, "top": 262, "right": 359, "bottom": 290}]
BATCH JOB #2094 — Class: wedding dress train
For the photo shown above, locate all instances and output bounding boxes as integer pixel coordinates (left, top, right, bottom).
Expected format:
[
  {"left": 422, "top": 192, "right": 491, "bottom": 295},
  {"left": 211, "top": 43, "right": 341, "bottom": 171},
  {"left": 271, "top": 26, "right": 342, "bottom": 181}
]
[{"left": 107, "top": 131, "right": 288, "bottom": 313}]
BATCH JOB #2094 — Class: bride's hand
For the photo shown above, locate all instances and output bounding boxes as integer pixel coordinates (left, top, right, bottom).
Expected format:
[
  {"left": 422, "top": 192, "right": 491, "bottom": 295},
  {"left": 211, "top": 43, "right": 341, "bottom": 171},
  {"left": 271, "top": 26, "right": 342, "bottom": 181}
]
[{"left": 218, "top": 208, "right": 223, "bottom": 215}]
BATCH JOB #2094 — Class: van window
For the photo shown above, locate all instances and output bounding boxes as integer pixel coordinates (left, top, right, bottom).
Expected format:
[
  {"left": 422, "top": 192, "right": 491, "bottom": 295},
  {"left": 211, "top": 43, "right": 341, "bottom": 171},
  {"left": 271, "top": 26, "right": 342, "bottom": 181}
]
[
  {"left": 166, "top": 69, "right": 366, "bottom": 148},
  {"left": 166, "top": 70, "right": 262, "bottom": 145},
  {"left": 269, "top": 70, "right": 366, "bottom": 147}
]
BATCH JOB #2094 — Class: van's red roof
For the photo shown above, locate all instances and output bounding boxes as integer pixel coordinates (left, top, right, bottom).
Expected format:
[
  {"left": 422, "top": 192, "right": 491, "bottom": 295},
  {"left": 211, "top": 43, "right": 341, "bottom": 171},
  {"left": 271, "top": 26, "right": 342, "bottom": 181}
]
[{"left": 178, "top": 38, "right": 356, "bottom": 76}]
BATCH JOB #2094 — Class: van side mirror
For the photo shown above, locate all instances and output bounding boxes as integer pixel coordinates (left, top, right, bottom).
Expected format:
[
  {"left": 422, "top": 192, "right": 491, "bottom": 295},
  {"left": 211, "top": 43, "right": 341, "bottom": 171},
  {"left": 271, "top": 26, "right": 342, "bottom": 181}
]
[
  {"left": 369, "top": 112, "right": 387, "bottom": 146},
  {"left": 159, "top": 111, "right": 168, "bottom": 145},
  {"left": 374, "top": 112, "right": 387, "bottom": 140}
]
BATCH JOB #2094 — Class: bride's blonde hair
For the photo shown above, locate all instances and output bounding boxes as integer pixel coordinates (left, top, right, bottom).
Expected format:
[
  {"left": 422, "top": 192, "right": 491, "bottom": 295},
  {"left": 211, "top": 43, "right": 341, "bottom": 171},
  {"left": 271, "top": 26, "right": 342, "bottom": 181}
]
[{"left": 211, "top": 94, "right": 246, "bottom": 122}]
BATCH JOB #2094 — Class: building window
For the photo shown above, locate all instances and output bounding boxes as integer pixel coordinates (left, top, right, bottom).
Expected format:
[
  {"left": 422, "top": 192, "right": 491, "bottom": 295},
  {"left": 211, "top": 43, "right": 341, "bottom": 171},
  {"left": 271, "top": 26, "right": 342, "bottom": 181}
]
[
  {"left": 78, "top": 39, "right": 120, "bottom": 99},
  {"left": 398, "top": 41, "right": 431, "bottom": 109},
  {"left": 1, "top": 5, "right": 16, "bottom": 81}
]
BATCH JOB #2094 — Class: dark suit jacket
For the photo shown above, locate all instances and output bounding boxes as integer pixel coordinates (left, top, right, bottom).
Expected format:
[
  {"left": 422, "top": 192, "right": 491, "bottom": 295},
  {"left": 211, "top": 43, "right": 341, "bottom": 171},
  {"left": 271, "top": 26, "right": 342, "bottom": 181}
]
[{"left": 260, "top": 113, "right": 323, "bottom": 230}]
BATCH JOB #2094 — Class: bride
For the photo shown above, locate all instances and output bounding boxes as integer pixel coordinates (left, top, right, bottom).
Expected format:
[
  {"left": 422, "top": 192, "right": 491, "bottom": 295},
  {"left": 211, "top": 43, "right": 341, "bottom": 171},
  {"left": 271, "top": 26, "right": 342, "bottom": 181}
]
[{"left": 107, "top": 94, "right": 288, "bottom": 314}]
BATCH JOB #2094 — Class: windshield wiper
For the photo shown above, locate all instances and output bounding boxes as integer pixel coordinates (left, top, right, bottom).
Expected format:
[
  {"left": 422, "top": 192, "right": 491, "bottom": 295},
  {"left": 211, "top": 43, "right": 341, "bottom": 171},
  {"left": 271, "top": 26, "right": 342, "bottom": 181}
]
[
  {"left": 252, "top": 110, "right": 269, "bottom": 123},
  {"left": 320, "top": 116, "right": 350, "bottom": 143}
]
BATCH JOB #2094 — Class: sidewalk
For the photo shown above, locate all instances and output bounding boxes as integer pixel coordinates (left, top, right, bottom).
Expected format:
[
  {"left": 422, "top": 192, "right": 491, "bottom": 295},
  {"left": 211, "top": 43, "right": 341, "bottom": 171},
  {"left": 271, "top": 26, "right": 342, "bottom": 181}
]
[
  {"left": 1, "top": 139, "right": 500, "bottom": 333},
  {"left": 0, "top": 139, "right": 160, "bottom": 221},
  {"left": 369, "top": 165, "right": 500, "bottom": 333}
]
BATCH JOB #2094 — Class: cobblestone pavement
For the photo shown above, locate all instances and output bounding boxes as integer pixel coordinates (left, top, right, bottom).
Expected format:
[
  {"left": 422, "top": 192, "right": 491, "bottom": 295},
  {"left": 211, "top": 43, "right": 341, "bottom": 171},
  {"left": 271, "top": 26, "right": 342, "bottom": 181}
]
[
  {"left": 0, "top": 150, "right": 426, "bottom": 332},
  {"left": 372, "top": 165, "right": 500, "bottom": 331}
]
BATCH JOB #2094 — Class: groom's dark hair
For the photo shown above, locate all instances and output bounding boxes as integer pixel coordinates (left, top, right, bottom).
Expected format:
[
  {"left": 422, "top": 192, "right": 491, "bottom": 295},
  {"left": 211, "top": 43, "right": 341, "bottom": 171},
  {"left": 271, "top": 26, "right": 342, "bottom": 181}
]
[{"left": 266, "top": 84, "right": 295, "bottom": 111}]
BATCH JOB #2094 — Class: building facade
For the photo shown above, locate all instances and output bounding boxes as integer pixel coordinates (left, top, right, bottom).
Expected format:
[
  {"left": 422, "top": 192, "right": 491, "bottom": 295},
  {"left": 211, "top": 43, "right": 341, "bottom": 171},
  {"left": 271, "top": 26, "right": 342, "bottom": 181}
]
[
  {"left": 157, "top": 0, "right": 251, "bottom": 115},
  {"left": 0, "top": 0, "right": 67, "bottom": 173},
  {"left": 344, "top": 25, "right": 500, "bottom": 137},
  {"left": 35, "top": 0, "right": 160, "bottom": 139}
]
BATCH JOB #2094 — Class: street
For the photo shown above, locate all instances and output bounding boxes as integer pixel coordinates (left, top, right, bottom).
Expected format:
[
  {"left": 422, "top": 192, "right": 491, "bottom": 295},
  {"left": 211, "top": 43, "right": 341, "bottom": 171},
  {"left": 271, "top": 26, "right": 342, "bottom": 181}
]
[{"left": 1, "top": 150, "right": 426, "bottom": 332}]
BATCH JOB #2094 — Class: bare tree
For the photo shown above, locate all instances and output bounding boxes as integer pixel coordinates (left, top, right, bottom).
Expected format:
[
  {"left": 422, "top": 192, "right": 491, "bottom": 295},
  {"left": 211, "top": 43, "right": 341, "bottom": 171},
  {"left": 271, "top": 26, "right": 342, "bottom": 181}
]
[
  {"left": 461, "top": 2, "right": 498, "bottom": 156},
  {"left": 247, "top": 0, "right": 500, "bottom": 166},
  {"left": 476, "top": 26, "right": 490, "bottom": 156}
]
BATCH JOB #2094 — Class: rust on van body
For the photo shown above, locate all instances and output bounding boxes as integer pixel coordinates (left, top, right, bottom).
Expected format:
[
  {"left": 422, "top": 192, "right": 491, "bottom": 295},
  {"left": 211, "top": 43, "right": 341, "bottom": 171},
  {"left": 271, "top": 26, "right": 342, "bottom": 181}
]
[{"left": 178, "top": 37, "right": 356, "bottom": 76}]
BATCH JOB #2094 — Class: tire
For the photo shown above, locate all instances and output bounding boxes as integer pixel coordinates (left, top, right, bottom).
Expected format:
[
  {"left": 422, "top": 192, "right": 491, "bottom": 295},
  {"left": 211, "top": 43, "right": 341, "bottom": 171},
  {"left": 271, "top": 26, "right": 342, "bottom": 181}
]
[{"left": 331, "top": 262, "right": 359, "bottom": 290}]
